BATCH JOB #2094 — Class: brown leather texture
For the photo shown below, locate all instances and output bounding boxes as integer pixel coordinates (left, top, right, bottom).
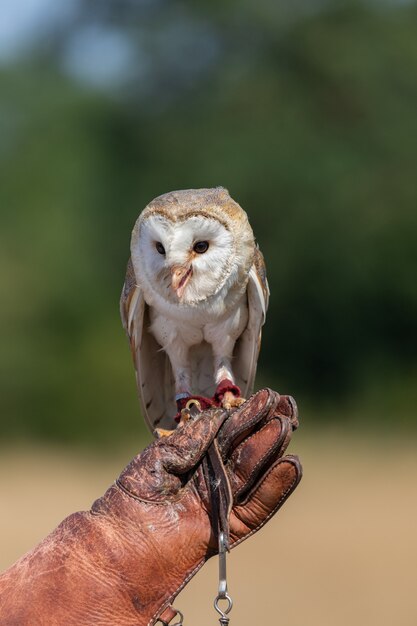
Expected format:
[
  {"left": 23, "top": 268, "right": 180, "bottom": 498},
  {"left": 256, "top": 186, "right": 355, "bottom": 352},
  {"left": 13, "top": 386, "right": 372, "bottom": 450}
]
[{"left": 0, "top": 388, "right": 302, "bottom": 626}]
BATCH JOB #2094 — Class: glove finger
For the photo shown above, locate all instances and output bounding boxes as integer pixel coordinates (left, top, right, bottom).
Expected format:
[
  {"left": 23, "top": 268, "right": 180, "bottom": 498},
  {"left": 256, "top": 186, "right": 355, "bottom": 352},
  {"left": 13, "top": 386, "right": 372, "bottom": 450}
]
[
  {"left": 276, "top": 394, "right": 299, "bottom": 430},
  {"left": 218, "top": 388, "right": 280, "bottom": 457},
  {"left": 227, "top": 415, "right": 292, "bottom": 501},
  {"left": 230, "top": 455, "right": 302, "bottom": 543},
  {"left": 117, "top": 408, "right": 227, "bottom": 501},
  {"left": 160, "top": 407, "right": 227, "bottom": 474}
]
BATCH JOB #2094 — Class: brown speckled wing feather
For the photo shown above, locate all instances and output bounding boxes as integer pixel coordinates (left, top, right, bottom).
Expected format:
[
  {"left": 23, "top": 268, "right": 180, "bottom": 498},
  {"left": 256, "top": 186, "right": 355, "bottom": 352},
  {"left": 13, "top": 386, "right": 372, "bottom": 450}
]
[
  {"left": 233, "top": 245, "right": 269, "bottom": 398},
  {"left": 120, "top": 258, "right": 177, "bottom": 433},
  {"left": 253, "top": 245, "right": 270, "bottom": 312}
]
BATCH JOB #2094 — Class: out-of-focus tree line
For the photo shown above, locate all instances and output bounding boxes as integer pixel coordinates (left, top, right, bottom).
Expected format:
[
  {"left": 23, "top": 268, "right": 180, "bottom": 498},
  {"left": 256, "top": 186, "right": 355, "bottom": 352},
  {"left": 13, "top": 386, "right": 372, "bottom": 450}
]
[{"left": 1, "top": 0, "right": 416, "bottom": 444}]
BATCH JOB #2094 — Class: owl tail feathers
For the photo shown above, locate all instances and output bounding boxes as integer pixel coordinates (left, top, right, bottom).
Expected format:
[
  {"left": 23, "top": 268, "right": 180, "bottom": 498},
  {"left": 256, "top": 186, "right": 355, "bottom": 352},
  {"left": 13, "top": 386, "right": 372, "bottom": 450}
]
[{"left": 173, "top": 381, "right": 241, "bottom": 424}]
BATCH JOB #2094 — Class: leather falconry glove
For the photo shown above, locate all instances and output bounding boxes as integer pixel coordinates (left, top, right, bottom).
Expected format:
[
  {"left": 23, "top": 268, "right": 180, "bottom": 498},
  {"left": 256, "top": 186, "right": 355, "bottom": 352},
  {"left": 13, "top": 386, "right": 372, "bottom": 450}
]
[{"left": 0, "top": 388, "right": 302, "bottom": 626}]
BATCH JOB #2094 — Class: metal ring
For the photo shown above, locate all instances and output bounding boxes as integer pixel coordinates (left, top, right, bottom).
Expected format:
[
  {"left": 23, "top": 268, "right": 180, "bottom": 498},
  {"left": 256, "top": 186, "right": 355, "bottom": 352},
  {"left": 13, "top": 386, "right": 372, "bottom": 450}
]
[
  {"left": 214, "top": 593, "right": 233, "bottom": 618},
  {"left": 185, "top": 399, "right": 202, "bottom": 411}
]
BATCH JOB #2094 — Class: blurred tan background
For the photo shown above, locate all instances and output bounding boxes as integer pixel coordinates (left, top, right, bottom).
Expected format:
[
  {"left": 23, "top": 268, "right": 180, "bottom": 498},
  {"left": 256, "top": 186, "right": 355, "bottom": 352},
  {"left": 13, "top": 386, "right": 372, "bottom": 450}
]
[{"left": 1, "top": 0, "right": 417, "bottom": 624}]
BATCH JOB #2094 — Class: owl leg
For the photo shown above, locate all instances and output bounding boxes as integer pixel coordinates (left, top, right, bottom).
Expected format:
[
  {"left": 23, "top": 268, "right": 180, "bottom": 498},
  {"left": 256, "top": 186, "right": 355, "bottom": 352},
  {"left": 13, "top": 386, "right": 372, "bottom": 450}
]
[
  {"left": 213, "top": 355, "right": 246, "bottom": 410},
  {"left": 208, "top": 304, "right": 248, "bottom": 409},
  {"left": 214, "top": 355, "right": 234, "bottom": 387},
  {"left": 160, "top": 338, "right": 192, "bottom": 397},
  {"left": 154, "top": 342, "right": 193, "bottom": 435},
  {"left": 149, "top": 317, "right": 197, "bottom": 436}
]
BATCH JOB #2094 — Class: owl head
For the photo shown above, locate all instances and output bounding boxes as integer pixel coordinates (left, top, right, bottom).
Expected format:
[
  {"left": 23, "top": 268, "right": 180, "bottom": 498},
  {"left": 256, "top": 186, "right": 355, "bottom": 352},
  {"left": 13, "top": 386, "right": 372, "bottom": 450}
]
[{"left": 130, "top": 187, "right": 255, "bottom": 306}]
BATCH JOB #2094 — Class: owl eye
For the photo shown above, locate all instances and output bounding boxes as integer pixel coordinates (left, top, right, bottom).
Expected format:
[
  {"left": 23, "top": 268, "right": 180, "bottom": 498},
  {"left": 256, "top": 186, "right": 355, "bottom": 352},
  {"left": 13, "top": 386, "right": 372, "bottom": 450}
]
[
  {"left": 193, "top": 241, "right": 209, "bottom": 254},
  {"left": 155, "top": 241, "right": 166, "bottom": 255}
]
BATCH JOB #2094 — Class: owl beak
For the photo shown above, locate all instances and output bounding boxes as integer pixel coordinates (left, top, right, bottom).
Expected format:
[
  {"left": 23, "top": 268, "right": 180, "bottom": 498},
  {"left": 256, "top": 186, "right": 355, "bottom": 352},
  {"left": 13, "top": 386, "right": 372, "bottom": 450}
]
[{"left": 171, "top": 264, "right": 193, "bottom": 299}]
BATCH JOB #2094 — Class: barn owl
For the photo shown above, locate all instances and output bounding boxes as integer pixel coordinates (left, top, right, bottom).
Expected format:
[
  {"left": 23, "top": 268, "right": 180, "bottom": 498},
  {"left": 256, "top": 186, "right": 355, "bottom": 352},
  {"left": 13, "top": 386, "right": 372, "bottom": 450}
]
[{"left": 120, "top": 187, "right": 269, "bottom": 433}]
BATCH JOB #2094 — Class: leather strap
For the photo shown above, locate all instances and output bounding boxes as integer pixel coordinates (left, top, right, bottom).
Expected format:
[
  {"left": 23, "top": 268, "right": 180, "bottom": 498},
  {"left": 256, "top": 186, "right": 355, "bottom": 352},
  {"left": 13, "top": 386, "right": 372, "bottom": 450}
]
[
  {"left": 174, "top": 395, "right": 216, "bottom": 422},
  {"left": 157, "top": 605, "right": 180, "bottom": 625},
  {"left": 214, "top": 379, "right": 241, "bottom": 404},
  {"left": 202, "top": 438, "right": 233, "bottom": 549},
  {"left": 182, "top": 400, "right": 233, "bottom": 545}
]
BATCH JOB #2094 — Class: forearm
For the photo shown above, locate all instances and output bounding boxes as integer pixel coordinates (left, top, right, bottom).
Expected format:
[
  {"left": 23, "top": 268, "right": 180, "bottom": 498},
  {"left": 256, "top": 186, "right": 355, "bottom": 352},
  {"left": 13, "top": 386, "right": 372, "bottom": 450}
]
[
  {"left": 0, "top": 484, "right": 210, "bottom": 626},
  {"left": 89, "top": 482, "right": 213, "bottom": 624}
]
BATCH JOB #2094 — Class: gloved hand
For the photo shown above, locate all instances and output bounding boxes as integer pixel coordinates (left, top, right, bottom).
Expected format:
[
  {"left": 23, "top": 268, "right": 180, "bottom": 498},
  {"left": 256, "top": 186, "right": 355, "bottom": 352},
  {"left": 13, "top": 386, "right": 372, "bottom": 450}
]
[{"left": 0, "top": 388, "right": 302, "bottom": 626}]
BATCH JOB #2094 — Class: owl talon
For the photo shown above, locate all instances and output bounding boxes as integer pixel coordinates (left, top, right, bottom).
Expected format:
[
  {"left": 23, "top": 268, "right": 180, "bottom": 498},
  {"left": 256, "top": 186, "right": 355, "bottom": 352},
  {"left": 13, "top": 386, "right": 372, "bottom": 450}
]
[
  {"left": 154, "top": 428, "right": 175, "bottom": 438},
  {"left": 155, "top": 408, "right": 192, "bottom": 438},
  {"left": 179, "top": 408, "right": 191, "bottom": 424},
  {"left": 222, "top": 391, "right": 246, "bottom": 410}
]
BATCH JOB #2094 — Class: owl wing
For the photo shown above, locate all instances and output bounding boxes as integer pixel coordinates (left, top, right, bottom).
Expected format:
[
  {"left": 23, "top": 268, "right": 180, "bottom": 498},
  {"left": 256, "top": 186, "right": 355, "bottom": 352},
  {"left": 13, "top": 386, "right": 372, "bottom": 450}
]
[
  {"left": 120, "top": 259, "right": 177, "bottom": 433},
  {"left": 233, "top": 245, "right": 270, "bottom": 398}
]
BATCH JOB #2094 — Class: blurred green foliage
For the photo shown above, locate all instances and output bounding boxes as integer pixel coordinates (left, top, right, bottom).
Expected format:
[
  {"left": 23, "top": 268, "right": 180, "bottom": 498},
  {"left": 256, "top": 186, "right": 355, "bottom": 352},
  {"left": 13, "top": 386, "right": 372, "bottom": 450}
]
[{"left": 1, "top": 0, "right": 416, "bottom": 443}]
